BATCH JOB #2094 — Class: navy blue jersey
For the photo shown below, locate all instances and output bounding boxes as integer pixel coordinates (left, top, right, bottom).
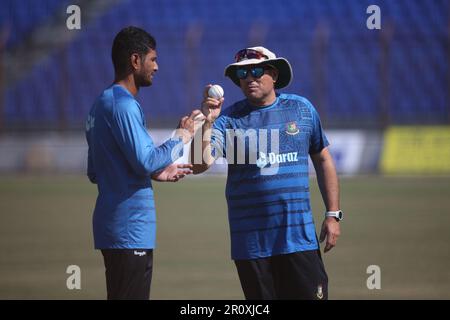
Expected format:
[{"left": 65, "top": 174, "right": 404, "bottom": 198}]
[
  {"left": 86, "top": 84, "right": 183, "bottom": 249},
  {"left": 212, "top": 94, "right": 329, "bottom": 260}
]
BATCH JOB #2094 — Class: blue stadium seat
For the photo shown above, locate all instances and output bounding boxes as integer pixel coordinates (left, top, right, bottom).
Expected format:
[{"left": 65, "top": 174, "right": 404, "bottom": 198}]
[{"left": 2, "top": 0, "right": 449, "bottom": 128}]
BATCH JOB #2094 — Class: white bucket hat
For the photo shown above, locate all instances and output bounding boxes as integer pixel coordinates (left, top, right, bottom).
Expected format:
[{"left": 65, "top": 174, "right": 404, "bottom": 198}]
[{"left": 224, "top": 46, "right": 293, "bottom": 89}]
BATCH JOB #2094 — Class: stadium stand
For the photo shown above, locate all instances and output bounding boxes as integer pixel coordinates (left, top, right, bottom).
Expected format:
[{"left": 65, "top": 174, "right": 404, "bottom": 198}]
[{"left": 0, "top": 0, "right": 448, "bottom": 130}]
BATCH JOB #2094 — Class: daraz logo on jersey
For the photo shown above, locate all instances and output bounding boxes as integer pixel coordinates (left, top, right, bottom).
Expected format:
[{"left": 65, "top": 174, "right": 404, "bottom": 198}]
[{"left": 256, "top": 151, "right": 299, "bottom": 168}]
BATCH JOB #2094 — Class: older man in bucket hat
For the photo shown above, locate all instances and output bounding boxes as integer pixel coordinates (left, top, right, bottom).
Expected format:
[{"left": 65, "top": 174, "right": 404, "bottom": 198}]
[{"left": 192, "top": 46, "right": 342, "bottom": 300}]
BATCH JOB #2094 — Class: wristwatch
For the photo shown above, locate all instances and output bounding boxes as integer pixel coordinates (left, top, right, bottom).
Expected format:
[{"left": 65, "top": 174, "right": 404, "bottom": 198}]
[{"left": 325, "top": 210, "right": 343, "bottom": 221}]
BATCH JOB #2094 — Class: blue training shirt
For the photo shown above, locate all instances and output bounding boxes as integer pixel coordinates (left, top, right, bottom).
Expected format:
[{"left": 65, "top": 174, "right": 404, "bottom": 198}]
[
  {"left": 85, "top": 84, "right": 183, "bottom": 249},
  {"left": 211, "top": 93, "right": 329, "bottom": 260}
]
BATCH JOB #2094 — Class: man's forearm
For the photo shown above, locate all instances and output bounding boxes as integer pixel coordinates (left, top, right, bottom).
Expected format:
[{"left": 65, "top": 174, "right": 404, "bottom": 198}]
[
  {"left": 191, "top": 121, "right": 215, "bottom": 174},
  {"left": 312, "top": 149, "right": 340, "bottom": 211}
]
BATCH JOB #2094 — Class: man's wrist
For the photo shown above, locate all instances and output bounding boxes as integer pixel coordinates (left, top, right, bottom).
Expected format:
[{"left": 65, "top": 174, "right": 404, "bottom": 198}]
[
  {"left": 175, "top": 129, "right": 192, "bottom": 144},
  {"left": 202, "top": 120, "right": 215, "bottom": 141},
  {"left": 325, "top": 210, "right": 343, "bottom": 221},
  {"left": 203, "top": 119, "right": 215, "bottom": 127},
  {"left": 182, "top": 134, "right": 193, "bottom": 144}
]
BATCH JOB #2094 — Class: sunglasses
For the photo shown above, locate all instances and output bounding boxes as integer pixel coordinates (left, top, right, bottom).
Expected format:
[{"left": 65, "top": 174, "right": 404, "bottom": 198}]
[
  {"left": 236, "top": 66, "right": 271, "bottom": 80},
  {"left": 234, "top": 49, "right": 268, "bottom": 62}
]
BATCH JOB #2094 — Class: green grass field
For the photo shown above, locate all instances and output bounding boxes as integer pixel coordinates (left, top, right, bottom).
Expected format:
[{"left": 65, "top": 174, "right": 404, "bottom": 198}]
[{"left": 0, "top": 175, "right": 449, "bottom": 299}]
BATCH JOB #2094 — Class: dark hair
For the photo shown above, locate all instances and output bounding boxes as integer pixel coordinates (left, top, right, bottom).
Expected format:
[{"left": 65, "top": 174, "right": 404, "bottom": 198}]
[{"left": 111, "top": 26, "right": 156, "bottom": 75}]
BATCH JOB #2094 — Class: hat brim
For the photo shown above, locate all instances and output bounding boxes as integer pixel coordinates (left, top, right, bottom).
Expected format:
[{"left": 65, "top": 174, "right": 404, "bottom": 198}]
[{"left": 224, "top": 58, "right": 293, "bottom": 89}]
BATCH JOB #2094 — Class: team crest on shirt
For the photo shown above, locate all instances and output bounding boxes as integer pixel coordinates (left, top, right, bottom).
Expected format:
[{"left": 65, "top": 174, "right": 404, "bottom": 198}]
[
  {"left": 316, "top": 284, "right": 324, "bottom": 300},
  {"left": 286, "top": 121, "right": 299, "bottom": 135}
]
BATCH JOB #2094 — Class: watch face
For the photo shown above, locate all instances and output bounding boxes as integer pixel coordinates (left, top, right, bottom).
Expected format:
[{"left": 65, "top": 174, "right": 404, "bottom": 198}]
[{"left": 338, "top": 211, "right": 343, "bottom": 220}]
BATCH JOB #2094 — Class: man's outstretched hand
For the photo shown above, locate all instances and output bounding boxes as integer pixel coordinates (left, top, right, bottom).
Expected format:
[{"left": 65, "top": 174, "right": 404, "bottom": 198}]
[{"left": 151, "top": 163, "right": 193, "bottom": 182}]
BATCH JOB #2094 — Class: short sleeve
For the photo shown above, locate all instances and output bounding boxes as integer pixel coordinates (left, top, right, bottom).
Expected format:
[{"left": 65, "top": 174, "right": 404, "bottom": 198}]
[{"left": 308, "top": 102, "right": 329, "bottom": 155}]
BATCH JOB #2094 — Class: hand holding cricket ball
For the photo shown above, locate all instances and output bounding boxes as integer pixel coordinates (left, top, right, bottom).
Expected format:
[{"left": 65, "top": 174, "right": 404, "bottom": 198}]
[
  {"left": 207, "top": 85, "right": 224, "bottom": 100},
  {"left": 194, "top": 84, "right": 224, "bottom": 123}
]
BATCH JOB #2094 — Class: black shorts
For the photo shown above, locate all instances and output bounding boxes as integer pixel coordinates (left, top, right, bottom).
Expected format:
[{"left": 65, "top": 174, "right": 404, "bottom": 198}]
[
  {"left": 234, "top": 250, "right": 328, "bottom": 300},
  {"left": 101, "top": 249, "right": 153, "bottom": 300}
]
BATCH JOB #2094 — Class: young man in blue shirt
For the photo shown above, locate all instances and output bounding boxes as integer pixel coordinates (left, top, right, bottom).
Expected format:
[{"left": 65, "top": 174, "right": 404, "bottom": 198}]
[
  {"left": 192, "top": 47, "right": 343, "bottom": 299},
  {"left": 86, "top": 26, "right": 202, "bottom": 300}
]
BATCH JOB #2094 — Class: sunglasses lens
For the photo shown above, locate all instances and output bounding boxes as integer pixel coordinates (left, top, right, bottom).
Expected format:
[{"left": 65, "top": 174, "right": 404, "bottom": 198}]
[
  {"left": 251, "top": 67, "right": 265, "bottom": 78},
  {"left": 236, "top": 67, "right": 267, "bottom": 80},
  {"left": 236, "top": 68, "right": 248, "bottom": 79}
]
